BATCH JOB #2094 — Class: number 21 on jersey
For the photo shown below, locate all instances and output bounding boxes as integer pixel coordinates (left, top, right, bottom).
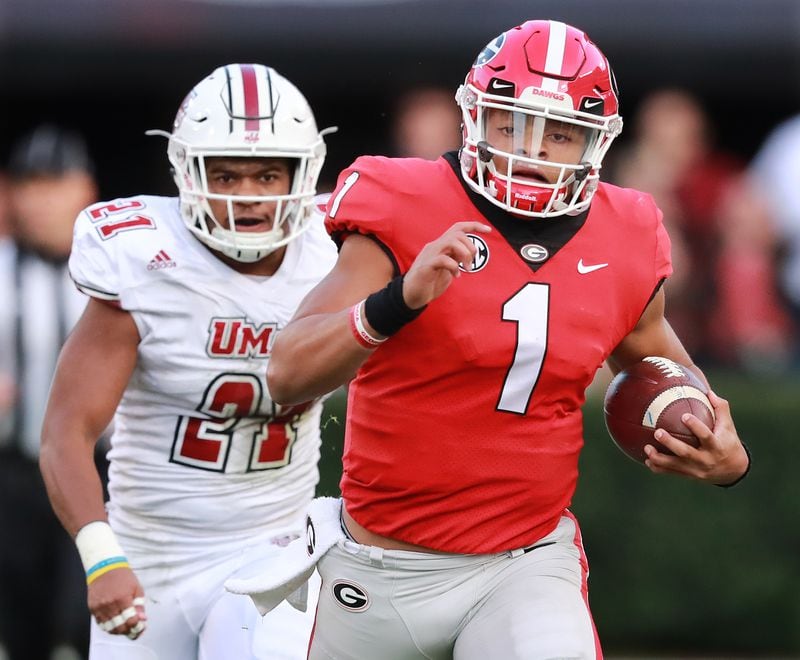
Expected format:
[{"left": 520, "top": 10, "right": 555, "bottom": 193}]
[{"left": 171, "top": 373, "right": 299, "bottom": 472}]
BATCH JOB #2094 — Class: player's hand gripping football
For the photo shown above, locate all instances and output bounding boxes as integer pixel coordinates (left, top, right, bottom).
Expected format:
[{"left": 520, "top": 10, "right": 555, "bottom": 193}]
[
  {"left": 402, "top": 222, "right": 491, "bottom": 309},
  {"left": 643, "top": 390, "right": 750, "bottom": 486},
  {"left": 88, "top": 566, "right": 148, "bottom": 640}
]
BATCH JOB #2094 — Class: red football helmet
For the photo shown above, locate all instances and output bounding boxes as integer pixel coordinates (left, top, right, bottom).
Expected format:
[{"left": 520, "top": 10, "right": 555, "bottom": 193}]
[{"left": 456, "top": 20, "right": 623, "bottom": 218}]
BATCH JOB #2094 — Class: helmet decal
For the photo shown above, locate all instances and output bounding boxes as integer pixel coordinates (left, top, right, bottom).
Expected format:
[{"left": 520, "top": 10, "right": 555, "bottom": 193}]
[
  {"left": 579, "top": 96, "right": 606, "bottom": 115},
  {"left": 487, "top": 78, "right": 516, "bottom": 97},
  {"left": 474, "top": 34, "right": 506, "bottom": 67},
  {"left": 173, "top": 91, "right": 195, "bottom": 132}
]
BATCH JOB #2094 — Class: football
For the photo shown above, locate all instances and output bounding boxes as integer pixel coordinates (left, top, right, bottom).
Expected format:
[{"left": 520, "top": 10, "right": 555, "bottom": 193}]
[{"left": 603, "top": 356, "right": 715, "bottom": 464}]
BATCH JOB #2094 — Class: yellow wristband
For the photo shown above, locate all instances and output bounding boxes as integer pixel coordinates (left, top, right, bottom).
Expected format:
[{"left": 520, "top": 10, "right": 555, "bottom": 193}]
[
  {"left": 75, "top": 521, "right": 129, "bottom": 585},
  {"left": 86, "top": 557, "right": 130, "bottom": 585}
]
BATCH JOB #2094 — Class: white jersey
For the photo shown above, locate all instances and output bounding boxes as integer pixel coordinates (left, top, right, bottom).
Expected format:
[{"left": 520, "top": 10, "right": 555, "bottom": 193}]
[{"left": 70, "top": 195, "right": 337, "bottom": 561}]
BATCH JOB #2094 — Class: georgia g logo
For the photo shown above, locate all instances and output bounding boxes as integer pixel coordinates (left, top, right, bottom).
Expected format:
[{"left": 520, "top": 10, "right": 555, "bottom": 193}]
[
  {"left": 332, "top": 580, "right": 370, "bottom": 612},
  {"left": 459, "top": 234, "right": 490, "bottom": 273}
]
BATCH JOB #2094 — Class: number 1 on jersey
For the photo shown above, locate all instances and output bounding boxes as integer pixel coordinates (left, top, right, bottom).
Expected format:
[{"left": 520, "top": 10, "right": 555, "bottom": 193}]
[{"left": 497, "top": 283, "right": 550, "bottom": 414}]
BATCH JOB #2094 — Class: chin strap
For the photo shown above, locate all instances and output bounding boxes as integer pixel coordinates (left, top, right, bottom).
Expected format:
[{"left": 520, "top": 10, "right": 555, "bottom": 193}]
[
  {"left": 574, "top": 162, "right": 592, "bottom": 182},
  {"left": 476, "top": 141, "right": 493, "bottom": 163}
]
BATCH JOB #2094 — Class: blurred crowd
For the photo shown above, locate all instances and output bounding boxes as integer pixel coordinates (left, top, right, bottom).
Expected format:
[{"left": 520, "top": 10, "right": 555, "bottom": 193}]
[
  {"left": 0, "top": 84, "right": 798, "bottom": 659},
  {"left": 605, "top": 88, "right": 798, "bottom": 375}
]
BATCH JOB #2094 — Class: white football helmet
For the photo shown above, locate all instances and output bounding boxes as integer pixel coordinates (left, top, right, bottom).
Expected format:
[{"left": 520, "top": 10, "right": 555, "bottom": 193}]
[
  {"left": 456, "top": 20, "right": 623, "bottom": 219},
  {"left": 149, "top": 63, "right": 332, "bottom": 262}
]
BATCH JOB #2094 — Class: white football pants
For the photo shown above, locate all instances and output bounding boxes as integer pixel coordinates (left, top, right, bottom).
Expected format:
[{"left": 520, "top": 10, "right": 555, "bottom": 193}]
[{"left": 88, "top": 541, "right": 319, "bottom": 660}]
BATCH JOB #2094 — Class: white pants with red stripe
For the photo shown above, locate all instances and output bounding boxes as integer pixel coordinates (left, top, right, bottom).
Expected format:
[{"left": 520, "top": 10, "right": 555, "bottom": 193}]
[{"left": 310, "top": 514, "right": 600, "bottom": 660}]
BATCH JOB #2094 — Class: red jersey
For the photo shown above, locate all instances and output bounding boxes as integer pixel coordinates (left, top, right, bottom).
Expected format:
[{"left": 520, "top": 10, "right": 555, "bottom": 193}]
[{"left": 325, "top": 153, "right": 672, "bottom": 553}]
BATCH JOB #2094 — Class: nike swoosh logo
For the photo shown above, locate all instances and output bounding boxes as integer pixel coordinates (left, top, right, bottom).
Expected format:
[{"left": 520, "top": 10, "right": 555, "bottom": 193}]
[
  {"left": 577, "top": 259, "right": 609, "bottom": 274},
  {"left": 490, "top": 81, "right": 514, "bottom": 89},
  {"left": 584, "top": 99, "right": 603, "bottom": 108}
]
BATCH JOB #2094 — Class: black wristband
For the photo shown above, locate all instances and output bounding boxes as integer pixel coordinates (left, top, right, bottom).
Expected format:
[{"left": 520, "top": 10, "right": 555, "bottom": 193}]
[
  {"left": 715, "top": 442, "right": 752, "bottom": 488},
  {"left": 363, "top": 275, "right": 426, "bottom": 337}
]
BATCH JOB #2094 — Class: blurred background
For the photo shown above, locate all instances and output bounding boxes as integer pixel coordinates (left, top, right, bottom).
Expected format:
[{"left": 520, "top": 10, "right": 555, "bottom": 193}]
[
  {"left": 3, "top": 0, "right": 800, "bottom": 195},
  {"left": 2, "top": 0, "right": 799, "bottom": 658}
]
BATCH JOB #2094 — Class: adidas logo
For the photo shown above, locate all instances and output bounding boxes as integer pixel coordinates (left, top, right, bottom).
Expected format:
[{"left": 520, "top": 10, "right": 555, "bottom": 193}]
[{"left": 147, "top": 250, "right": 177, "bottom": 270}]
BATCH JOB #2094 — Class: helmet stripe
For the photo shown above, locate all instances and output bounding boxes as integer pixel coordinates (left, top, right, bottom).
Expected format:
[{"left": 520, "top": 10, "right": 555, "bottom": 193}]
[
  {"left": 239, "top": 63, "right": 261, "bottom": 131},
  {"left": 223, "top": 66, "right": 235, "bottom": 134},
  {"left": 541, "top": 21, "right": 567, "bottom": 90}
]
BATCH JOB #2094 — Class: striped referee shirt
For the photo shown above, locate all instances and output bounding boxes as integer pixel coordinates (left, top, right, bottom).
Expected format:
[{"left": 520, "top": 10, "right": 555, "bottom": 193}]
[{"left": 0, "top": 238, "right": 87, "bottom": 459}]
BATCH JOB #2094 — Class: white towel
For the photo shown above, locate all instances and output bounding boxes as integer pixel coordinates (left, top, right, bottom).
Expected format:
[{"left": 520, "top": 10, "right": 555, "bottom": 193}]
[{"left": 225, "top": 496, "right": 344, "bottom": 615}]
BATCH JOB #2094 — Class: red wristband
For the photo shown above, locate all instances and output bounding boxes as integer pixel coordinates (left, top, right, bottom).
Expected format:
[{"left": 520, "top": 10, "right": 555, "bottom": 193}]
[{"left": 349, "top": 301, "right": 387, "bottom": 349}]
